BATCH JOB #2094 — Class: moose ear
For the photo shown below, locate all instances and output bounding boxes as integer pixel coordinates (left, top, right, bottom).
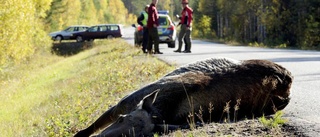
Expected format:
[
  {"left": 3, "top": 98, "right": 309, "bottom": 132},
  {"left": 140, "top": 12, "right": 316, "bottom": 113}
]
[{"left": 137, "top": 89, "right": 160, "bottom": 112}]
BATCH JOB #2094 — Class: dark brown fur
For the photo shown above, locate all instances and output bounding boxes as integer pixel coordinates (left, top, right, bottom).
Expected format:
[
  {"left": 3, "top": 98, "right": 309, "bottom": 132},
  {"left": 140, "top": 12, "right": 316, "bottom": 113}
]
[{"left": 74, "top": 58, "right": 293, "bottom": 137}]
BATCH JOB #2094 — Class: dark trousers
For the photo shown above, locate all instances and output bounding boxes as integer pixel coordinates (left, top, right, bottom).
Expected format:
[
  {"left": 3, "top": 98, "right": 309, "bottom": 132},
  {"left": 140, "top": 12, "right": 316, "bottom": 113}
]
[
  {"left": 177, "top": 24, "right": 192, "bottom": 51},
  {"left": 142, "top": 27, "right": 148, "bottom": 51},
  {"left": 147, "top": 27, "right": 160, "bottom": 52}
]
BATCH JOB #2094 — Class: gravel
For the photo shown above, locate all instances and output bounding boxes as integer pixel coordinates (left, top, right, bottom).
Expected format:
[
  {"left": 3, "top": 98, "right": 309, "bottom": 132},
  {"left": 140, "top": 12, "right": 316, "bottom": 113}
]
[{"left": 162, "top": 119, "right": 306, "bottom": 137}]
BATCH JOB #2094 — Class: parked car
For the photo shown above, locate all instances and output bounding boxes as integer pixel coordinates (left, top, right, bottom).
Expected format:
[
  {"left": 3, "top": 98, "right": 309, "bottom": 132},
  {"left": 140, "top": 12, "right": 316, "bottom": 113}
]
[
  {"left": 132, "top": 11, "right": 176, "bottom": 48},
  {"left": 49, "top": 25, "right": 89, "bottom": 42},
  {"left": 72, "top": 24, "right": 122, "bottom": 42}
]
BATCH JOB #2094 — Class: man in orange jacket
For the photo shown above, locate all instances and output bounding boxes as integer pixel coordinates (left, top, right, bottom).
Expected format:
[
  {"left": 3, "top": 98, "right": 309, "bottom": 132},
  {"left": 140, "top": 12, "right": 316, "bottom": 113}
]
[{"left": 174, "top": 0, "right": 193, "bottom": 53}]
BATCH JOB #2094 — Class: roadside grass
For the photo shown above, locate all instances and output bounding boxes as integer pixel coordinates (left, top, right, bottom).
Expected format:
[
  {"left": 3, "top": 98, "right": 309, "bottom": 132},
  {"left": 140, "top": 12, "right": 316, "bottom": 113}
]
[
  {"left": 259, "top": 111, "right": 287, "bottom": 128},
  {"left": 0, "top": 39, "right": 174, "bottom": 136},
  {"left": 164, "top": 98, "right": 290, "bottom": 137}
]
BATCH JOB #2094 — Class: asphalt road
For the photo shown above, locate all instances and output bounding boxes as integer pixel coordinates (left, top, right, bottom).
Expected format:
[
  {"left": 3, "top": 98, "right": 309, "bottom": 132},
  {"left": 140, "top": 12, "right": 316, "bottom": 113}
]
[{"left": 122, "top": 26, "right": 320, "bottom": 136}]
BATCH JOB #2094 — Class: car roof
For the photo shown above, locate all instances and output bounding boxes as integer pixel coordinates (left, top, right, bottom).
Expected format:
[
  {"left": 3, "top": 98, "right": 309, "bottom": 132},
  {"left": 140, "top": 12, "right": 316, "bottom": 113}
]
[
  {"left": 93, "top": 24, "right": 121, "bottom": 26},
  {"left": 158, "top": 14, "right": 172, "bottom": 21},
  {"left": 69, "top": 25, "right": 89, "bottom": 27},
  {"left": 158, "top": 14, "right": 167, "bottom": 17},
  {"left": 158, "top": 10, "right": 169, "bottom": 15}
]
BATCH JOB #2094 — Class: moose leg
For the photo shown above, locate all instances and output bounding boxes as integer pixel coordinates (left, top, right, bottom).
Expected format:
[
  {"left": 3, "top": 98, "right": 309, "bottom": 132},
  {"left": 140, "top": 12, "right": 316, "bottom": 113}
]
[{"left": 74, "top": 106, "right": 117, "bottom": 137}]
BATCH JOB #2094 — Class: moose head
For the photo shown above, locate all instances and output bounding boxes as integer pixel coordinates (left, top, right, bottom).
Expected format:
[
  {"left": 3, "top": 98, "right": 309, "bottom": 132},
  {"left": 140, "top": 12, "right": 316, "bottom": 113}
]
[{"left": 94, "top": 90, "right": 159, "bottom": 137}]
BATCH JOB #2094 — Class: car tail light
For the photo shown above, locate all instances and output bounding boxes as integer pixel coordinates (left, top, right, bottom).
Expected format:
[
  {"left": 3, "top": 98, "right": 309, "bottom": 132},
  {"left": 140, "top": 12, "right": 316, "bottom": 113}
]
[
  {"left": 168, "top": 24, "right": 175, "bottom": 31},
  {"left": 137, "top": 26, "right": 143, "bottom": 31}
]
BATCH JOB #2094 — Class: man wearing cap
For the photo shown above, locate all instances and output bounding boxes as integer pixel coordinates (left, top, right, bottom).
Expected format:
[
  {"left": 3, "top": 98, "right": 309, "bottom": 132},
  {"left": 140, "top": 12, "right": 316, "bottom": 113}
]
[
  {"left": 174, "top": 0, "right": 193, "bottom": 53},
  {"left": 137, "top": 5, "right": 149, "bottom": 53},
  {"left": 147, "top": 0, "right": 163, "bottom": 54}
]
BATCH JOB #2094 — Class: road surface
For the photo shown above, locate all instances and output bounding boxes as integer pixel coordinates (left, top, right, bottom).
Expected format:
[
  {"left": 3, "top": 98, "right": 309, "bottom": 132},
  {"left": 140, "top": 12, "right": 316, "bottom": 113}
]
[{"left": 122, "top": 26, "right": 320, "bottom": 136}]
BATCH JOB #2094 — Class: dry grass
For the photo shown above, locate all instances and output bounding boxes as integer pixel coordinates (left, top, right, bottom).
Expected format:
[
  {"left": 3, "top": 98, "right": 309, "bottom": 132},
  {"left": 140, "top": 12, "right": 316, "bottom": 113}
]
[{"left": 155, "top": 87, "right": 302, "bottom": 137}]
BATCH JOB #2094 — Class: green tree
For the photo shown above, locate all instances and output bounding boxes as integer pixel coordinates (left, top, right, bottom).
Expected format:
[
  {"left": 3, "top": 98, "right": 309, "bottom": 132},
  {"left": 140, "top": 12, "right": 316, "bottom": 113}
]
[
  {"left": 45, "top": 0, "right": 66, "bottom": 31},
  {"left": 192, "top": 0, "right": 319, "bottom": 48},
  {"left": 63, "top": 0, "right": 82, "bottom": 25},
  {"left": 79, "top": 0, "right": 98, "bottom": 25}
]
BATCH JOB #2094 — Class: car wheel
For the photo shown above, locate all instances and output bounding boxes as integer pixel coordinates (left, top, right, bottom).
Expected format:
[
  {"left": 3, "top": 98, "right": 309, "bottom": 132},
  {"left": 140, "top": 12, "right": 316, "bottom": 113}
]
[
  {"left": 76, "top": 36, "right": 83, "bottom": 42},
  {"left": 55, "top": 35, "right": 63, "bottom": 42},
  {"left": 107, "top": 35, "right": 114, "bottom": 39}
]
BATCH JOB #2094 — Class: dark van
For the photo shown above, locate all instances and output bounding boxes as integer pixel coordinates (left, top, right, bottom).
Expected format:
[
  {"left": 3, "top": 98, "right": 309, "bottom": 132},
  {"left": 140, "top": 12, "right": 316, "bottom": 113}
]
[{"left": 73, "top": 24, "right": 122, "bottom": 42}]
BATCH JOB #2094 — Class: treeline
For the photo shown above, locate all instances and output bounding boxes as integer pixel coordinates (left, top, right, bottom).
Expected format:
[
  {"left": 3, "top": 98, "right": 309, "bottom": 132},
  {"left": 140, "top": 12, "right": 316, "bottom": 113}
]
[
  {"left": 193, "top": 0, "right": 319, "bottom": 48},
  {"left": 122, "top": 0, "right": 319, "bottom": 48},
  {"left": 45, "top": 0, "right": 135, "bottom": 32},
  {"left": 0, "top": 0, "right": 135, "bottom": 69},
  {"left": 121, "top": 0, "right": 195, "bottom": 18}
]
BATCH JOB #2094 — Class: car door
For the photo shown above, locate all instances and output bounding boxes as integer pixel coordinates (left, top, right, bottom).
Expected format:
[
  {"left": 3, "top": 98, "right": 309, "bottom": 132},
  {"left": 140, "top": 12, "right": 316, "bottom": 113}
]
[
  {"left": 107, "top": 25, "right": 122, "bottom": 38},
  {"left": 63, "top": 27, "right": 76, "bottom": 38},
  {"left": 98, "top": 26, "right": 107, "bottom": 38},
  {"left": 85, "top": 26, "right": 99, "bottom": 39}
]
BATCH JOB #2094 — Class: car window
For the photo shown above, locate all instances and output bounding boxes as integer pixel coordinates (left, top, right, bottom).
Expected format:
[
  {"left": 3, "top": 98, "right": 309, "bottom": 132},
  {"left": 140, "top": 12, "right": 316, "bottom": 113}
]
[
  {"left": 158, "top": 16, "right": 168, "bottom": 26},
  {"left": 99, "top": 26, "right": 107, "bottom": 31},
  {"left": 79, "top": 27, "right": 87, "bottom": 31},
  {"left": 88, "top": 26, "right": 99, "bottom": 32},
  {"left": 65, "top": 27, "right": 74, "bottom": 32},
  {"left": 107, "top": 25, "right": 119, "bottom": 31}
]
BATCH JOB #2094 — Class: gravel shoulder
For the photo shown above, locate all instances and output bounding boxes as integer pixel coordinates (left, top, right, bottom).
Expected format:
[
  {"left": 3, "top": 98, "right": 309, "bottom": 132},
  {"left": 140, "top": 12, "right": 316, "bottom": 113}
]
[{"left": 164, "top": 119, "right": 305, "bottom": 137}]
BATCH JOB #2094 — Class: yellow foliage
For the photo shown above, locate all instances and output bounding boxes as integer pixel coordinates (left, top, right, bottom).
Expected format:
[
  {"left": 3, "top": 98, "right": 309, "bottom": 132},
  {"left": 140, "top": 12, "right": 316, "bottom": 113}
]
[
  {"left": 108, "top": 0, "right": 128, "bottom": 24},
  {"left": 194, "top": 15, "right": 216, "bottom": 38},
  {"left": 0, "top": 0, "right": 52, "bottom": 68},
  {"left": 0, "top": 0, "right": 35, "bottom": 66},
  {"left": 63, "top": 0, "right": 82, "bottom": 26}
]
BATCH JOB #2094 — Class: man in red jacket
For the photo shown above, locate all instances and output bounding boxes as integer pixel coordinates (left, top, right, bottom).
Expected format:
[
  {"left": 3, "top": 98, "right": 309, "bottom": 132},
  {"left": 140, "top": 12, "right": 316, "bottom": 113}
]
[
  {"left": 147, "top": 0, "right": 163, "bottom": 54},
  {"left": 174, "top": 0, "right": 193, "bottom": 53}
]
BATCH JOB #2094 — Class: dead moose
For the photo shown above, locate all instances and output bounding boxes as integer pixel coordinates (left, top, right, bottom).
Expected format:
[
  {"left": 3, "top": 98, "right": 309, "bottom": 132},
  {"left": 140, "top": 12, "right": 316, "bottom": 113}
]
[{"left": 74, "top": 58, "right": 293, "bottom": 137}]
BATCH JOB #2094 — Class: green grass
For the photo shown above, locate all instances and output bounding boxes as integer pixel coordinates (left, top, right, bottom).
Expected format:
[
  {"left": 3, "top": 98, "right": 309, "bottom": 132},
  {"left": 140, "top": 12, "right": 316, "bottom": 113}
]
[
  {"left": 0, "top": 39, "right": 174, "bottom": 136},
  {"left": 259, "top": 111, "right": 287, "bottom": 129}
]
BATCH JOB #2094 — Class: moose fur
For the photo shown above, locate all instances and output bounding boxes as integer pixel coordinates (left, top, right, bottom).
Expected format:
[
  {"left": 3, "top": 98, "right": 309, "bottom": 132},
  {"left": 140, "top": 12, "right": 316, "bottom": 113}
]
[{"left": 74, "top": 57, "right": 293, "bottom": 137}]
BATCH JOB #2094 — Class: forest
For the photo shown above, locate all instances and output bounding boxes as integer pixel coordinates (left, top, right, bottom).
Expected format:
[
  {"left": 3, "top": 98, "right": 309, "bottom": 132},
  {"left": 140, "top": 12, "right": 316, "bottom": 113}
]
[
  {"left": 193, "top": 0, "right": 319, "bottom": 49},
  {"left": 0, "top": 0, "right": 319, "bottom": 68}
]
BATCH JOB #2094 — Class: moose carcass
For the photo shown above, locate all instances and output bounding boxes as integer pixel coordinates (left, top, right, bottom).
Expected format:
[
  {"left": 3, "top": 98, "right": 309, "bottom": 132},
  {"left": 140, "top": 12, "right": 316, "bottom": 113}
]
[{"left": 74, "top": 57, "right": 293, "bottom": 137}]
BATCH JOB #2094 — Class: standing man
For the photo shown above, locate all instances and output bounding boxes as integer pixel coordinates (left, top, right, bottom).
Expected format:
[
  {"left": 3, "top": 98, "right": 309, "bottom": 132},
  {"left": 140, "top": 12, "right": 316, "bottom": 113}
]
[
  {"left": 174, "top": 0, "right": 193, "bottom": 53},
  {"left": 137, "top": 5, "right": 149, "bottom": 53},
  {"left": 147, "top": 0, "right": 163, "bottom": 54}
]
